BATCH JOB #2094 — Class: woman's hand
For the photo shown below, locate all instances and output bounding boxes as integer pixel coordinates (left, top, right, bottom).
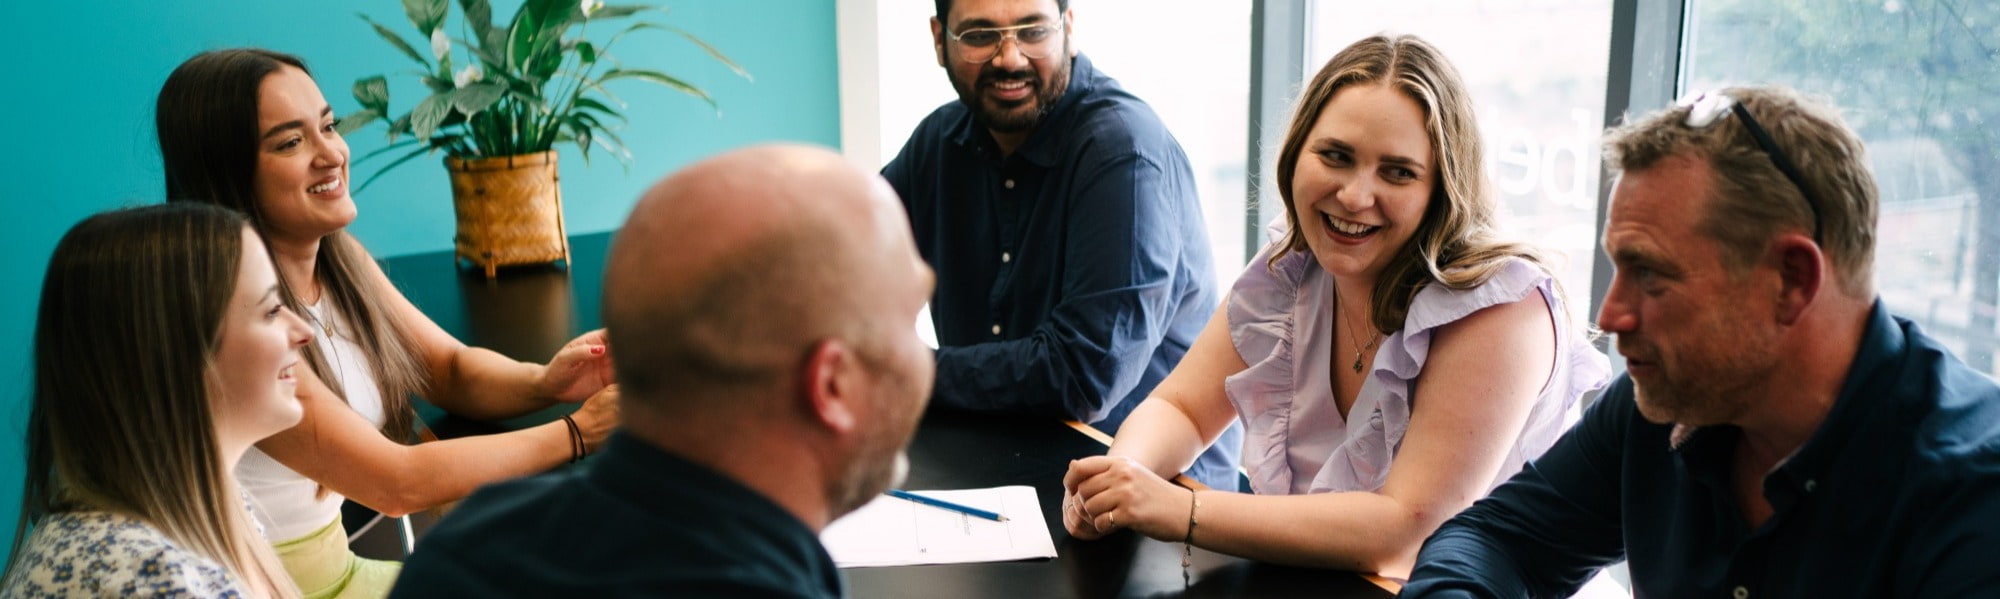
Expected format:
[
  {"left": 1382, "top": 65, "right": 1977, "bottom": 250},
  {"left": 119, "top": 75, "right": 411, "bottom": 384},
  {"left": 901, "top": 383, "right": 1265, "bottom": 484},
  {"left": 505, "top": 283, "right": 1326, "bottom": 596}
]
[
  {"left": 537, "top": 329, "right": 614, "bottom": 403},
  {"left": 1063, "top": 455, "right": 1194, "bottom": 542},
  {"left": 570, "top": 384, "right": 622, "bottom": 453}
]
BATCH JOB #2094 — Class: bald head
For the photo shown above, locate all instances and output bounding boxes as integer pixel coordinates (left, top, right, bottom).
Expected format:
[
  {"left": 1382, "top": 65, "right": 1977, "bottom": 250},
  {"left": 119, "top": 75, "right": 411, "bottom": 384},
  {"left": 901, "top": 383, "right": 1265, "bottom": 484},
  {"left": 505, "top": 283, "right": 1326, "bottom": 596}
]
[{"left": 603, "top": 144, "right": 916, "bottom": 414}]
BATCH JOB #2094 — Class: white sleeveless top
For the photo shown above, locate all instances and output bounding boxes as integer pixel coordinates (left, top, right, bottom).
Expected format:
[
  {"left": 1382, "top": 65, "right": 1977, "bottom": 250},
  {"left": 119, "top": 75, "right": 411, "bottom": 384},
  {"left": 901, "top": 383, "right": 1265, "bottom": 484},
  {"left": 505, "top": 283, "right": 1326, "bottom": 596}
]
[{"left": 236, "top": 300, "right": 386, "bottom": 542}]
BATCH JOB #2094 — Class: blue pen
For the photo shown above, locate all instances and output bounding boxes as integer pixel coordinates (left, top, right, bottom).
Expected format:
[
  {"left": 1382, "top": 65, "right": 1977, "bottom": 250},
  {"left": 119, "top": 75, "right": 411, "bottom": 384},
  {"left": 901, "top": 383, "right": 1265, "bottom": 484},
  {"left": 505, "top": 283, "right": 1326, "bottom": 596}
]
[{"left": 886, "top": 489, "right": 1009, "bottom": 522}]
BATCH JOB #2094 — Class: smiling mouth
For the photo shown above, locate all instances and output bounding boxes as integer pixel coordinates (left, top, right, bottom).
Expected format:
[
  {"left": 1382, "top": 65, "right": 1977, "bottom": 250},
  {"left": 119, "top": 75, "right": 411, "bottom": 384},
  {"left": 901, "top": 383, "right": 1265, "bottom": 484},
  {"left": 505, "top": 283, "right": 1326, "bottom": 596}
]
[
  {"left": 307, "top": 177, "right": 341, "bottom": 194},
  {"left": 1322, "top": 213, "right": 1381, "bottom": 238}
]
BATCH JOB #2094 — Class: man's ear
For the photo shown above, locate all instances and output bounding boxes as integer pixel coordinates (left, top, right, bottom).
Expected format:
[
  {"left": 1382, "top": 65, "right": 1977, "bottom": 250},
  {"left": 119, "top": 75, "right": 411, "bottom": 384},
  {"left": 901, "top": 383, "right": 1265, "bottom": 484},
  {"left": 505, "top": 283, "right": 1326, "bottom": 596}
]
[
  {"left": 802, "top": 339, "right": 861, "bottom": 436},
  {"left": 1771, "top": 234, "right": 1825, "bottom": 325},
  {"left": 932, "top": 17, "right": 948, "bottom": 68},
  {"left": 1064, "top": 8, "right": 1078, "bottom": 58}
]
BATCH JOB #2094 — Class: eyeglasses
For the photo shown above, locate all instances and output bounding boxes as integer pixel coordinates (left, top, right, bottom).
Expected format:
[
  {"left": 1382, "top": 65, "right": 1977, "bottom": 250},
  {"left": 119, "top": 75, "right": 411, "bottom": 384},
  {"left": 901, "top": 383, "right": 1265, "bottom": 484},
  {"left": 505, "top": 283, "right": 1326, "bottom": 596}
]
[
  {"left": 945, "top": 18, "right": 1066, "bottom": 63},
  {"left": 1677, "top": 91, "right": 1826, "bottom": 244}
]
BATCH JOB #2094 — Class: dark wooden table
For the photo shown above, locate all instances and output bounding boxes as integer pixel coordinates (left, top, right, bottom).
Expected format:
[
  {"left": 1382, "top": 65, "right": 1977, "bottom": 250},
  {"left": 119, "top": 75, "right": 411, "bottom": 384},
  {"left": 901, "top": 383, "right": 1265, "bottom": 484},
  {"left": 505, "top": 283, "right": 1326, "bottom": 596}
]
[{"left": 380, "top": 231, "right": 1397, "bottom": 599}]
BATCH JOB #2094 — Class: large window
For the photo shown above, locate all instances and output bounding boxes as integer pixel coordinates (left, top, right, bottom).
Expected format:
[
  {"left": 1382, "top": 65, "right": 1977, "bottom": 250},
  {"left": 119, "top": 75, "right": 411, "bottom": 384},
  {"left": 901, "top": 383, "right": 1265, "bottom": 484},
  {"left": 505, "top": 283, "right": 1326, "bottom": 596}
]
[
  {"left": 1685, "top": 0, "right": 2000, "bottom": 371},
  {"left": 1309, "top": 0, "right": 1614, "bottom": 330}
]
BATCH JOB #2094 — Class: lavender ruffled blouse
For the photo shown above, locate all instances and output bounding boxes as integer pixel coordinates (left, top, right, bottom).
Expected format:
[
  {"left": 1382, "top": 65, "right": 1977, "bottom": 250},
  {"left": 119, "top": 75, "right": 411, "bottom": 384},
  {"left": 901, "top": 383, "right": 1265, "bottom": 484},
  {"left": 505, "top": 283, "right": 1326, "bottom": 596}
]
[{"left": 1223, "top": 224, "right": 1611, "bottom": 496}]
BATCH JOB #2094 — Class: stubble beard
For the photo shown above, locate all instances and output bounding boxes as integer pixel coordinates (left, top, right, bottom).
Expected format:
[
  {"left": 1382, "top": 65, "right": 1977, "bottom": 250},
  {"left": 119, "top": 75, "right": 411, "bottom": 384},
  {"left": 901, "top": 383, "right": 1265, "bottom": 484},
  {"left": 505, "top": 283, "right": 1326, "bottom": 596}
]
[{"left": 949, "top": 47, "right": 1071, "bottom": 135}]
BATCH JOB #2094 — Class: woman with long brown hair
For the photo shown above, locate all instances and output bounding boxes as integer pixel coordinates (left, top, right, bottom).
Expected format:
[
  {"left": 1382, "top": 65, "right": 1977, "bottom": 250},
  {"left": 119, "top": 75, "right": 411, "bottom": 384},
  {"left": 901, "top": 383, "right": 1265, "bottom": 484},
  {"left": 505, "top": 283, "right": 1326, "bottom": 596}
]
[
  {"left": 155, "top": 48, "right": 620, "bottom": 598},
  {"left": 6, "top": 203, "right": 305, "bottom": 598},
  {"left": 1060, "top": 34, "right": 1611, "bottom": 577}
]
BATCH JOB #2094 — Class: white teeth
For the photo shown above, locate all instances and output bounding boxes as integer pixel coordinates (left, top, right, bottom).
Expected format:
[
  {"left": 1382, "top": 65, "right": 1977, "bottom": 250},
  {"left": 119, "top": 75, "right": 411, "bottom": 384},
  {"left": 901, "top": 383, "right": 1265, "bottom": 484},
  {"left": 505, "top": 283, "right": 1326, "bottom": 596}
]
[
  {"left": 308, "top": 178, "right": 340, "bottom": 194},
  {"left": 280, "top": 366, "right": 295, "bottom": 379},
  {"left": 1324, "top": 214, "right": 1378, "bottom": 236}
]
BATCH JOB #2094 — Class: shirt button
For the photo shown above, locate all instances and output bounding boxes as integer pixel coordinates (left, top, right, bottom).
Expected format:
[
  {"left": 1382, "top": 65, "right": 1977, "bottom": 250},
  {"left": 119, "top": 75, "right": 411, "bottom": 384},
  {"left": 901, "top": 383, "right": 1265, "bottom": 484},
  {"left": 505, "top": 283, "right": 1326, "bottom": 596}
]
[
  {"left": 1003, "top": 179, "right": 1016, "bottom": 189},
  {"left": 1734, "top": 586, "right": 1749, "bottom": 599},
  {"left": 1804, "top": 479, "right": 1816, "bottom": 492},
  {"left": 991, "top": 324, "right": 1002, "bottom": 335},
  {"left": 1001, "top": 252, "right": 1012, "bottom": 263}
]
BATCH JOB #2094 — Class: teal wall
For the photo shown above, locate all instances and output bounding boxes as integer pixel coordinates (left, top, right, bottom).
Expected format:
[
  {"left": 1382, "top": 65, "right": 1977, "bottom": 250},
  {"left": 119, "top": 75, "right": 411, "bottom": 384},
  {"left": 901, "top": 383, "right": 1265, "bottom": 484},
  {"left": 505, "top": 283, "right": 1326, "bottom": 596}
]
[{"left": 0, "top": 0, "right": 838, "bottom": 552}]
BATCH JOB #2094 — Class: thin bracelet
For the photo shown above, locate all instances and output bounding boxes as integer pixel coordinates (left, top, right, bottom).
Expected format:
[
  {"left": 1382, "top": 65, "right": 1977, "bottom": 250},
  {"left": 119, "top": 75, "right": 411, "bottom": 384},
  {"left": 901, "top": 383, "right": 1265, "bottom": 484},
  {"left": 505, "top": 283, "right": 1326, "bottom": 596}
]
[
  {"left": 1181, "top": 488, "right": 1200, "bottom": 586},
  {"left": 561, "top": 415, "right": 583, "bottom": 462}
]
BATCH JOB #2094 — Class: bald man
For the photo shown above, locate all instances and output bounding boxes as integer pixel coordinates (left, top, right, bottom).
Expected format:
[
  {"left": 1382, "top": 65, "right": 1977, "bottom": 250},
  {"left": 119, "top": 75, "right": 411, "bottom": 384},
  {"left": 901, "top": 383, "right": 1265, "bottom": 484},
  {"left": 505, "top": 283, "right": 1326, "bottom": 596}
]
[{"left": 390, "top": 145, "right": 936, "bottom": 598}]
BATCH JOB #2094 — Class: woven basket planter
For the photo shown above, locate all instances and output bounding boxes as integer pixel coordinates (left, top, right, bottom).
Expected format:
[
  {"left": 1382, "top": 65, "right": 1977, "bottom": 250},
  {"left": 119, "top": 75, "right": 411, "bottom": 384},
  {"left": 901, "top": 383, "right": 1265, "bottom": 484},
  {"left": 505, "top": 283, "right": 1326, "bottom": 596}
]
[{"left": 444, "top": 151, "right": 571, "bottom": 278}]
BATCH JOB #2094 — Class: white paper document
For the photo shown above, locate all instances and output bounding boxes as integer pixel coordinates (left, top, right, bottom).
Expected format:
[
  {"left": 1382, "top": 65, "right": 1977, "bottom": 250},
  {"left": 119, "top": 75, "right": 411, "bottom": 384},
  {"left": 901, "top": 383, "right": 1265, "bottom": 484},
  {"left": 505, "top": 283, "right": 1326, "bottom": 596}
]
[{"left": 820, "top": 485, "right": 1058, "bottom": 567}]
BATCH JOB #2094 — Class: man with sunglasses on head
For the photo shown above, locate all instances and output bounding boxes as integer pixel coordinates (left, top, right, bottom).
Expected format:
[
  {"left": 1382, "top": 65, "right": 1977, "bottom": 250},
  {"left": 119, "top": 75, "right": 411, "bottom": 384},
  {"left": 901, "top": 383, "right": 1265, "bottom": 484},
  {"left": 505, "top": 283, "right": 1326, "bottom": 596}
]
[
  {"left": 881, "top": 0, "right": 1240, "bottom": 490},
  {"left": 1403, "top": 86, "right": 2000, "bottom": 597}
]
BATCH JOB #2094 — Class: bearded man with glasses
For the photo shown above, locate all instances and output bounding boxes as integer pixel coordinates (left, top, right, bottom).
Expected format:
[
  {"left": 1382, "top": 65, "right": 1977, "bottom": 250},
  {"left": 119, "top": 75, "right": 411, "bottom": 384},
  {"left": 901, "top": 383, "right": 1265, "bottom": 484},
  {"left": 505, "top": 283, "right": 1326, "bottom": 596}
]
[
  {"left": 881, "top": 0, "right": 1241, "bottom": 490},
  {"left": 1403, "top": 86, "right": 2000, "bottom": 597}
]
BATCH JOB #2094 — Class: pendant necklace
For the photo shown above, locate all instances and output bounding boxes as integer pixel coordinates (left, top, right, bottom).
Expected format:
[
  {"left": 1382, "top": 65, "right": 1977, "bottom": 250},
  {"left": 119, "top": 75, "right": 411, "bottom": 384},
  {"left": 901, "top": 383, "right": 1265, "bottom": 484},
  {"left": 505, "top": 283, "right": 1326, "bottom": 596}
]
[{"left": 1331, "top": 283, "right": 1381, "bottom": 373}]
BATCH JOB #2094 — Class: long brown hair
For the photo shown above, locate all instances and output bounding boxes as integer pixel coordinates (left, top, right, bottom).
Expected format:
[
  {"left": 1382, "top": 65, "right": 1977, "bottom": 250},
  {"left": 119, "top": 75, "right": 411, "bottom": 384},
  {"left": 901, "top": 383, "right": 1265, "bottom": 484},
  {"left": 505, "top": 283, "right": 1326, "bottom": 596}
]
[
  {"left": 1271, "top": 34, "right": 1558, "bottom": 333},
  {"left": 156, "top": 48, "right": 427, "bottom": 440},
  {"left": 13, "top": 203, "right": 298, "bottom": 598}
]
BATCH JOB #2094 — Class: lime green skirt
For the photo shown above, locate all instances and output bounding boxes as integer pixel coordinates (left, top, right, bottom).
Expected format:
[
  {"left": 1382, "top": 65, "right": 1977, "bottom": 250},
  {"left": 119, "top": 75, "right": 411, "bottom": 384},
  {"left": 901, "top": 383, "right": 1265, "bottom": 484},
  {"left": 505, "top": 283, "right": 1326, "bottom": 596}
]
[{"left": 272, "top": 514, "right": 402, "bottom": 599}]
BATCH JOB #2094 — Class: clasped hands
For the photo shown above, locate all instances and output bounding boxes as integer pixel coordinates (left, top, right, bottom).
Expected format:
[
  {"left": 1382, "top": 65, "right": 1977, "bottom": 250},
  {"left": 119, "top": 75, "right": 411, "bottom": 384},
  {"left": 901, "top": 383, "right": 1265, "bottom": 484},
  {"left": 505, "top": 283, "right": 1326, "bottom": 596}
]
[
  {"left": 536, "top": 329, "right": 616, "bottom": 403},
  {"left": 1061, "top": 455, "right": 1194, "bottom": 542}
]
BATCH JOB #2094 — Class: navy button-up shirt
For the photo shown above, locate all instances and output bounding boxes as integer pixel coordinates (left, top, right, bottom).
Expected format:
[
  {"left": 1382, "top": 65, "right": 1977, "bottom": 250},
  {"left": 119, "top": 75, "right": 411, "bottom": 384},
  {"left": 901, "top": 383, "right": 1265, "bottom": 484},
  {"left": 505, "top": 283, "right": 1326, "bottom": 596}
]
[
  {"left": 1404, "top": 301, "right": 2000, "bottom": 597},
  {"left": 882, "top": 54, "right": 1240, "bottom": 489}
]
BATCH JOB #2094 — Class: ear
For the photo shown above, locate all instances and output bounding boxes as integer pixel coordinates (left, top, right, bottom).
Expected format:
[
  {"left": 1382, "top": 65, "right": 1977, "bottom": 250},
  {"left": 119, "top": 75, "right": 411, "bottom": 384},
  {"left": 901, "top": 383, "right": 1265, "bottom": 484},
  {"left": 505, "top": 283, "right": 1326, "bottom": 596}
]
[
  {"left": 1770, "top": 234, "right": 1824, "bottom": 325},
  {"left": 931, "top": 17, "right": 948, "bottom": 68},
  {"left": 1063, "top": 8, "right": 1078, "bottom": 58},
  {"left": 801, "top": 339, "right": 863, "bottom": 437}
]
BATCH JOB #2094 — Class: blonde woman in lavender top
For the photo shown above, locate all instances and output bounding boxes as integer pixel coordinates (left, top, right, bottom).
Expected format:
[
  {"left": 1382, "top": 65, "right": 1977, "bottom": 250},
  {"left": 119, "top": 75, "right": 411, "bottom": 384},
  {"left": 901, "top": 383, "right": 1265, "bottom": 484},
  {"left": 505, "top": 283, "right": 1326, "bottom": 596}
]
[{"left": 1061, "top": 34, "right": 1610, "bottom": 578}]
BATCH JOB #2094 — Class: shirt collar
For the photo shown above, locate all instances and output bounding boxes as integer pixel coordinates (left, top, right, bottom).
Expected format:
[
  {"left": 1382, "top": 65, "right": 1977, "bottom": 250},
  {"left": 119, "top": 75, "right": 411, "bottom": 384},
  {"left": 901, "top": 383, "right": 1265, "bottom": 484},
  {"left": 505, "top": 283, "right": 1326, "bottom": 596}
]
[
  {"left": 946, "top": 53, "right": 1101, "bottom": 168},
  {"left": 587, "top": 432, "right": 815, "bottom": 533}
]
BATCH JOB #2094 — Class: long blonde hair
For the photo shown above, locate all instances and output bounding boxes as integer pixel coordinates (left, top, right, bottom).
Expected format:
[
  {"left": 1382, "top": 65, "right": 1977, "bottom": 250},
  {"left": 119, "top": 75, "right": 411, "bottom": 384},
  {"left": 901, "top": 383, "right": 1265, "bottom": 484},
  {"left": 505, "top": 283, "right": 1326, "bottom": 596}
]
[
  {"left": 157, "top": 48, "right": 429, "bottom": 441},
  {"left": 14, "top": 204, "right": 298, "bottom": 598},
  {"left": 1271, "top": 34, "right": 1558, "bottom": 333}
]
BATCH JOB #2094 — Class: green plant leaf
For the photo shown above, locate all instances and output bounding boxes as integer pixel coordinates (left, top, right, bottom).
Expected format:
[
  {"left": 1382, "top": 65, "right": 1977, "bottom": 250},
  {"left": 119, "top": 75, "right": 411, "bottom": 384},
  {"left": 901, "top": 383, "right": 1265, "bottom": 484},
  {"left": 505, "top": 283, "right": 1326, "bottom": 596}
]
[
  {"left": 572, "top": 96, "right": 626, "bottom": 122},
  {"left": 457, "top": 36, "right": 509, "bottom": 71},
  {"left": 411, "top": 92, "right": 456, "bottom": 140},
  {"left": 387, "top": 113, "right": 414, "bottom": 140},
  {"left": 421, "top": 75, "right": 453, "bottom": 93},
  {"left": 352, "top": 76, "right": 391, "bottom": 113},
  {"left": 508, "top": 90, "right": 550, "bottom": 113},
  {"left": 599, "top": 68, "right": 716, "bottom": 110},
  {"left": 668, "top": 26, "right": 752, "bottom": 81},
  {"left": 576, "top": 40, "right": 597, "bottom": 65},
  {"left": 354, "top": 144, "right": 438, "bottom": 194},
  {"left": 336, "top": 109, "right": 383, "bottom": 135},
  {"left": 588, "top": 4, "right": 654, "bottom": 20},
  {"left": 352, "top": 136, "right": 426, "bottom": 165},
  {"left": 404, "top": 0, "right": 448, "bottom": 34},
  {"left": 362, "top": 14, "right": 431, "bottom": 68},
  {"left": 456, "top": 0, "right": 494, "bottom": 41},
  {"left": 452, "top": 82, "right": 508, "bottom": 117}
]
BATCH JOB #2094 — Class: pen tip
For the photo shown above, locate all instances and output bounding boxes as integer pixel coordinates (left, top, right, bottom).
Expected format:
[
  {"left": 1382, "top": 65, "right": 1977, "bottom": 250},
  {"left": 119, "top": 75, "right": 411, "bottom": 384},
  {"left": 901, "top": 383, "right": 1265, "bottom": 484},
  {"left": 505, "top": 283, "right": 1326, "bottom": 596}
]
[{"left": 999, "top": 515, "right": 1010, "bottom": 522}]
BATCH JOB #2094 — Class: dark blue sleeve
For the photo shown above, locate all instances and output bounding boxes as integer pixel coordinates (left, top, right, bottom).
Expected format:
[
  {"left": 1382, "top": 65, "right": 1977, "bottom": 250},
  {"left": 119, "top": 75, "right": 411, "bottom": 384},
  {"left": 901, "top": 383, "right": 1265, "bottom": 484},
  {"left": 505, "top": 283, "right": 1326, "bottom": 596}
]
[
  {"left": 1402, "top": 378, "right": 1635, "bottom": 598},
  {"left": 1900, "top": 370, "right": 2000, "bottom": 598},
  {"left": 930, "top": 154, "right": 1194, "bottom": 422},
  {"left": 880, "top": 133, "right": 917, "bottom": 215}
]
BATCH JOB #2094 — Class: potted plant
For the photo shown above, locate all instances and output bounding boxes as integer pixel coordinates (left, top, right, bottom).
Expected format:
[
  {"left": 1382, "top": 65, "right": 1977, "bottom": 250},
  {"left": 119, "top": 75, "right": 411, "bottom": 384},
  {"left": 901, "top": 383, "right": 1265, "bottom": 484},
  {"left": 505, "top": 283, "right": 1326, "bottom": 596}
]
[{"left": 338, "top": 0, "right": 747, "bottom": 277}]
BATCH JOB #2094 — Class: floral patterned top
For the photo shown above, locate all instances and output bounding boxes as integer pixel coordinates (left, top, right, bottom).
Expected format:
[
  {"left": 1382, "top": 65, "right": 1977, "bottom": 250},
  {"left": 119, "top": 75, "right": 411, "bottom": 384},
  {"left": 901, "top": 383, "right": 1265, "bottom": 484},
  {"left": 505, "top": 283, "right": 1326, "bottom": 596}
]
[{"left": 1, "top": 511, "right": 248, "bottom": 598}]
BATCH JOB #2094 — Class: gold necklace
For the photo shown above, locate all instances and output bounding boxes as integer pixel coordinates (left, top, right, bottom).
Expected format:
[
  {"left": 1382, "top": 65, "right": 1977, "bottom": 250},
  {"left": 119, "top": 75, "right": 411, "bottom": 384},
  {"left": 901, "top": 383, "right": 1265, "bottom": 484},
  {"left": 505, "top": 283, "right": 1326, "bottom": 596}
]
[{"left": 1331, "top": 283, "right": 1381, "bottom": 373}]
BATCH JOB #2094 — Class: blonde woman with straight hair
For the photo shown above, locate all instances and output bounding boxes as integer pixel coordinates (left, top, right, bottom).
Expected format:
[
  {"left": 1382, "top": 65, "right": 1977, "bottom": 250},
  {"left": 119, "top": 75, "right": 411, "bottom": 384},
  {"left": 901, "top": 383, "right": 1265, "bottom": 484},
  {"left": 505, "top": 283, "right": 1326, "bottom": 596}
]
[
  {"left": 1060, "top": 34, "right": 1611, "bottom": 577},
  {"left": 5, "top": 203, "right": 305, "bottom": 598},
  {"left": 154, "top": 48, "right": 620, "bottom": 598}
]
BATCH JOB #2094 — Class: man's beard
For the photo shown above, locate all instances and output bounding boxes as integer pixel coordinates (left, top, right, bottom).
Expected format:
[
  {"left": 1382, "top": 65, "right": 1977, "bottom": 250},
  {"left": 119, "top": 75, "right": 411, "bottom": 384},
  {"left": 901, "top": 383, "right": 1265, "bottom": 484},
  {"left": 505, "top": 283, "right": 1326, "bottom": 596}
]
[{"left": 949, "top": 53, "right": 1071, "bottom": 134}]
